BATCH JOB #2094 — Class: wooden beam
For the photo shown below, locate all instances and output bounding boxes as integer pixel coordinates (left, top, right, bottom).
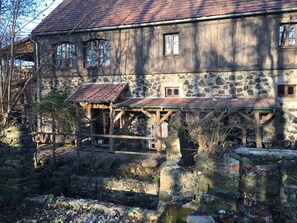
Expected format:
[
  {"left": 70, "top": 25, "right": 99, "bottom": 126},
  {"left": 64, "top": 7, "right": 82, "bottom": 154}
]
[
  {"left": 114, "top": 110, "right": 124, "bottom": 124},
  {"left": 115, "top": 108, "right": 178, "bottom": 112},
  {"left": 109, "top": 103, "right": 115, "bottom": 151},
  {"left": 254, "top": 111, "right": 262, "bottom": 148},
  {"left": 86, "top": 106, "right": 92, "bottom": 121},
  {"left": 121, "top": 113, "right": 136, "bottom": 133},
  {"left": 32, "top": 131, "right": 158, "bottom": 140},
  {"left": 259, "top": 112, "right": 274, "bottom": 126},
  {"left": 239, "top": 112, "right": 254, "bottom": 124},
  {"left": 156, "top": 110, "right": 162, "bottom": 152},
  {"left": 141, "top": 109, "right": 156, "bottom": 121},
  {"left": 82, "top": 104, "right": 109, "bottom": 109},
  {"left": 160, "top": 111, "right": 173, "bottom": 124}
]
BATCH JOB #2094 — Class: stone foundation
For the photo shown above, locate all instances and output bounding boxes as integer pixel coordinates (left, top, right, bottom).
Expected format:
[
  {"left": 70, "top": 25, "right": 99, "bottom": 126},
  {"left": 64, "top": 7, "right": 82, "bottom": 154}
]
[{"left": 40, "top": 69, "right": 297, "bottom": 148}]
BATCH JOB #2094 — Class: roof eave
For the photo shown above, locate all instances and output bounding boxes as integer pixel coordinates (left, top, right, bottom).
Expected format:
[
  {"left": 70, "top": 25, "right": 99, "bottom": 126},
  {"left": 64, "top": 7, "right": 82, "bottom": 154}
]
[
  {"left": 32, "top": 7, "right": 297, "bottom": 36},
  {"left": 113, "top": 105, "right": 278, "bottom": 110}
]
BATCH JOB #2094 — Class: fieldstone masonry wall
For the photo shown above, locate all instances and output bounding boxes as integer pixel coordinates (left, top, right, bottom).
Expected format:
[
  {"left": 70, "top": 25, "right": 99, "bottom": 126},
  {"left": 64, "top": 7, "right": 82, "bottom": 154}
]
[
  {"left": 159, "top": 146, "right": 297, "bottom": 222},
  {"left": 41, "top": 71, "right": 277, "bottom": 98},
  {"left": 159, "top": 166, "right": 195, "bottom": 210},
  {"left": 68, "top": 175, "right": 159, "bottom": 209},
  {"left": 0, "top": 125, "right": 40, "bottom": 202},
  {"left": 41, "top": 69, "right": 297, "bottom": 147}
]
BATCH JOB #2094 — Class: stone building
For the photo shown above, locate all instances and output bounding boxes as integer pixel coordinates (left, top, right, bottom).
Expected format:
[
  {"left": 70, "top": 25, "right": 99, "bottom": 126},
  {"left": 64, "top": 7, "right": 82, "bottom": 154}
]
[{"left": 30, "top": 0, "right": 297, "bottom": 151}]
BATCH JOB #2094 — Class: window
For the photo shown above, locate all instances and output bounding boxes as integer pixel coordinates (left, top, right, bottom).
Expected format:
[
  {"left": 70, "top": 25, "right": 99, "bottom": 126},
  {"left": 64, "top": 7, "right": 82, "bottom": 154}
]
[
  {"left": 164, "top": 34, "right": 179, "bottom": 55},
  {"left": 165, "top": 87, "right": 180, "bottom": 97},
  {"left": 85, "top": 40, "right": 111, "bottom": 67},
  {"left": 279, "top": 24, "right": 296, "bottom": 46},
  {"left": 55, "top": 43, "right": 76, "bottom": 68},
  {"left": 277, "top": 85, "right": 296, "bottom": 97}
]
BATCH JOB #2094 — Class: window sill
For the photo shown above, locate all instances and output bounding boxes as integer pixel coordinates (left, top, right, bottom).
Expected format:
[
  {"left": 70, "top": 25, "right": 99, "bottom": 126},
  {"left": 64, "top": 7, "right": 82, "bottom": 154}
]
[
  {"left": 54, "top": 67, "right": 77, "bottom": 70},
  {"left": 85, "top": 66, "right": 111, "bottom": 69},
  {"left": 164, "top": 54, "right": 180, "bottom": 58},
  {"left": 279, "top": 46, "right": 297, "bottom": 49}
]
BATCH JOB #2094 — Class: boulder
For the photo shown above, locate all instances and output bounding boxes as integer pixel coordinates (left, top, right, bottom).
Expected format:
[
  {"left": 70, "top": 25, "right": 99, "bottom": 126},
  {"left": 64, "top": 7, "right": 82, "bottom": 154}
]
[
  {"left": 187, "top": 215, "right": 215, "bottom": 223},
  {"left": 141, "top": 158, "right": 158, "bottom": 168}
]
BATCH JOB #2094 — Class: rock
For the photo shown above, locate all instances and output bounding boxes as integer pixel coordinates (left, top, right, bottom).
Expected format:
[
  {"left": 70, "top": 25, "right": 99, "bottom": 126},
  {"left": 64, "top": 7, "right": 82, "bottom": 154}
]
[
  {"left": 194, "top": 152, "right": 209, "bottom": 163},
  {"left": 241, "top": 157, "right": 253, "bottom": 169},
  {"left": 141, "top": 159, "right": 158, "bottom": 168},
  {"left": 159, "top": 191, "right": 172, "bottom": 202},
  {"left": 187, "top": 215, "right": 216, "bottom": 223},
  {"left": 103, "top": 156, "right": 117, "bottom": 169}
]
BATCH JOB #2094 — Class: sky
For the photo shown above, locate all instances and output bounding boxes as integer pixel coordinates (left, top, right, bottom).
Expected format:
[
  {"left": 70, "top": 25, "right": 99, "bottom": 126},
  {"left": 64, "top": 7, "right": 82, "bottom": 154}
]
[{"left": 21, "top": 0, "right": 64, "bottom": 37}]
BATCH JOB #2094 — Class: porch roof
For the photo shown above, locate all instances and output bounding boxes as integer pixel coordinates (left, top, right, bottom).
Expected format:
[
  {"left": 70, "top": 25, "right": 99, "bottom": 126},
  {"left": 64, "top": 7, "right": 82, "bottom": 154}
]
[
  {"left": 66, "top": 82, "right": 127, "bottom": 103},
  {"left": 114, "top": 97, "right": 278, "bottom": 110}
]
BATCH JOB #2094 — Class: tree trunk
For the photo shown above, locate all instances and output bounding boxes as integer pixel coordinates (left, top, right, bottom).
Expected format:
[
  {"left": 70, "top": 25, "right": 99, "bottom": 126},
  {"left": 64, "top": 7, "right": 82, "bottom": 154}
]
[
  {"left": 197, "top": 126, "right": 208, "bottom": 152},
  {"left": 75, "top": 105, "right": 81, "bottom": 171},
  {"left": 3, "top": 0, "right": 20, "bottom": 126},
  {"left": 0, "top": 55, "right": 3, "bottom": 114},
  {"left": 52, "top": 118, "right": 56, "bottom": 170}
]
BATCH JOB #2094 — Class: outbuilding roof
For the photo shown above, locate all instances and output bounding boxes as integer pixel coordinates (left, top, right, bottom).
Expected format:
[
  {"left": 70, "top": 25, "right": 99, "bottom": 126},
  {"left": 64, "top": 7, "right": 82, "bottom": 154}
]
[
  {"left": 66, "top": 82, "right": 127, "bottom": 103},
  {"left": 32, "top": 0, "right": 297, "bottom": 35},
  {"left": 114, "top": 97, "right": 277, "bottom": 110}
]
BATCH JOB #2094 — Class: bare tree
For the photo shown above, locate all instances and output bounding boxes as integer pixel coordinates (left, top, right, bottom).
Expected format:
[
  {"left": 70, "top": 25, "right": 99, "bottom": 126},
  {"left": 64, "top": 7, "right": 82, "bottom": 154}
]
[
  {"left": 0, "top": 0, "right": 48, "bottom": 127},
  {"left": 171, "top": 108, "right": 252, "bottom": 153}
]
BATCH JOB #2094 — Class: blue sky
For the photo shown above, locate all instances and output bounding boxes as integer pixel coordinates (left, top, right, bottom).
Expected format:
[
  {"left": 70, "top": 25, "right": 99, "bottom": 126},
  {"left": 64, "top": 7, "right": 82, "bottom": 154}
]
[{"left": 21, "top": 0, "right": 63, "bottom": 37}]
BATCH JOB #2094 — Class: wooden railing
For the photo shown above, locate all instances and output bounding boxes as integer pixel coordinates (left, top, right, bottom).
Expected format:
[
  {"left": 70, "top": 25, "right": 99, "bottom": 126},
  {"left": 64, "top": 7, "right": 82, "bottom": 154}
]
[{"left": 12, "top": 66, "right": 34, "bottom": 82}]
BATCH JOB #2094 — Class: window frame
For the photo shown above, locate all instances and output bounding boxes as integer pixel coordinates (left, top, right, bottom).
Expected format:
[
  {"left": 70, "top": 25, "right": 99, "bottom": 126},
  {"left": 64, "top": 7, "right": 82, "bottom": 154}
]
[
  {"left": 279, "top": 24, "right": 297, "bottom": 47},
  {"left": 277, "top": 84, "right": 296, "bottom": 97},
  {"left": 165, "top": 87, "right": 180, "bottom": 97},
  {"left": 54, "top": 42, "right": 77, "bottom": 68},
  {"left": 164, "top": 33, "right": 179, "bottom": 56},
  {"left": 84, "top": 39, "right": 111, "bottom": 68}
]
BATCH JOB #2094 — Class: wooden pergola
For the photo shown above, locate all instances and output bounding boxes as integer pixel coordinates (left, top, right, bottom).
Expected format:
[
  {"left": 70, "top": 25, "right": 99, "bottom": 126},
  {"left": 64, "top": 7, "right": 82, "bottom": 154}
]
[{"left": 67, "top": 83, "right": 278, "bottom": 152}]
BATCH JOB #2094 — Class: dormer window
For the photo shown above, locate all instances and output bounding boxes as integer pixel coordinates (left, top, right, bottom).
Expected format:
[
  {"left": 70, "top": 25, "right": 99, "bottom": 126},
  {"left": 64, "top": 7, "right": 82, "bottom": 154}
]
[
  {"left": 55, "top": 43, "right": 76, "bottom": 68},
  {"left": 85, "top": 39, "right": 111, "bottom": 67},
  {"left": 165, "top": 87, "right": 180, "bottom": 97},
  {"left": 279, "top": 24, "right": 296, "bottom": 46}
]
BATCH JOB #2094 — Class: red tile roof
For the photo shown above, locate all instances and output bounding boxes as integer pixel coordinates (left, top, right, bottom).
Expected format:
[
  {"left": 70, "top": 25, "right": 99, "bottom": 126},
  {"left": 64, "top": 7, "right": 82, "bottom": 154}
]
[
  {"left": 114, "top": 97, "right": 277, "bottom": 110},
  {"left": 33, "top": 0, "right": 297, "bottom": 34},
  {"left": 66, "top": 82, "right": 127, "bottom": 103}
]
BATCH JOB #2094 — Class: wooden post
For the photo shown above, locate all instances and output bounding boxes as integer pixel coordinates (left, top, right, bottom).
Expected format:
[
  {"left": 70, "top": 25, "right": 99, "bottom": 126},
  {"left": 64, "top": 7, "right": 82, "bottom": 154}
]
[
  {"left": 254, "top": 112, "right": 262, "bottom": 148},
  {"left": 242, "top": 128, "right": 247, "bottom": 146},
  {"left": 156, "top": 110, "right": 162, "bottom": 152},
  {"left": 52, "top": 117, "right": 56, "bottom": 169},
  {"left": 109, "top": 103, "right": 115, "bottom": 151},
  {"left": 75, "top": 104, "right": 81, "bottom": 171},
  {"left": 87, "top": 107, "right": 94, "bottom": 170},
  {"left": 103, "top": 110, "right": 107, "bottom": 135}
]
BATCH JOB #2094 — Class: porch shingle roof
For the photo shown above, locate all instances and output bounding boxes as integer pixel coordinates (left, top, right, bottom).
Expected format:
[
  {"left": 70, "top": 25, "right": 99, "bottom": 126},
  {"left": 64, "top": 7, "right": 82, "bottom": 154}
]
[
  {"left": 66, "top": 82, "right": 127, "bottom": 103},
  {"left": 114, "top": 97, "right": 277, "bottom": 110},
  {"left": 32, "top": 0, "right": 297, "bottom": 34}
]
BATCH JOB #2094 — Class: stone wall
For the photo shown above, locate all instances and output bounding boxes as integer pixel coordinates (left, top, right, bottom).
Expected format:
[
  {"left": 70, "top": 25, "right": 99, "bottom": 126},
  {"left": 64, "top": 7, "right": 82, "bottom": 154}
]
[
  {"left": 193, "top": 152, "right": 240, "bottom": 213},
  {"left": 68, "top": 175, "right": 159, "bottom": 209},
  {"left": 40, "top": 69, "right": 297, "bottom": 147},
  {"left": 0, "top": 125, "right": 40, "bottom": 202},
  {"left": 159, "top": 166, "right": 195, "bottom": 210},
  {"left": 41, "top": 71, "right": 278, "bottom": 98},
  {"left": 158, "top": 141, "right": 297, "bottom": 221}
]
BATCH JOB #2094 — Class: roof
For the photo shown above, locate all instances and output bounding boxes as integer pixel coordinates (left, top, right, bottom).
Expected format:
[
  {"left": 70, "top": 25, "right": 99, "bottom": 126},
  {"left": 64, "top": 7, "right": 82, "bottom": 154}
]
[
  {"left": 0, "top": 37, "right": 34, "bottom": 61},
  {"left": 33, "top": 0, "right": 297, "bottom": 34},
  {"left": 114, "top": 97, "right": 277, "bottom": 110},
  {"left": 66, "top": 82, "right": 127, "bottom": 103}
]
